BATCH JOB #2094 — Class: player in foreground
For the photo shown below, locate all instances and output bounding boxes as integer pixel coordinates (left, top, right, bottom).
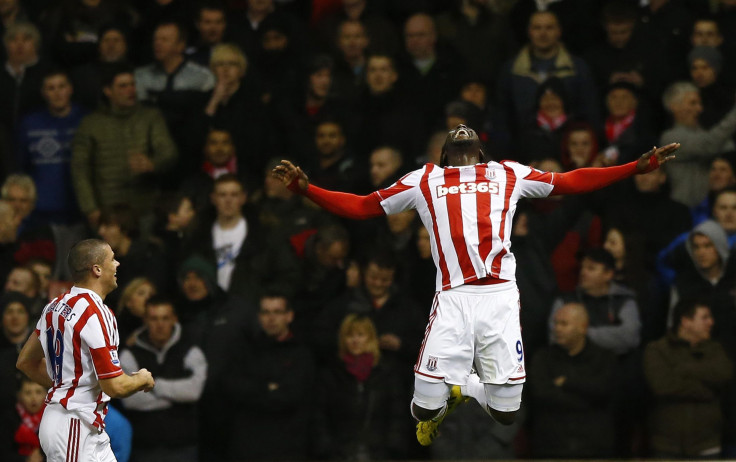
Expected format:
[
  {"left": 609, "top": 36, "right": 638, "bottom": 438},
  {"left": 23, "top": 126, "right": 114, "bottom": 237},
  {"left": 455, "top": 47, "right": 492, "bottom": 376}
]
[
  {"left": 273, "top": 125, "right": 678, "bottom": 446},
  {"left": 17, "top": 239, "right": 155, "bottom": 461}
]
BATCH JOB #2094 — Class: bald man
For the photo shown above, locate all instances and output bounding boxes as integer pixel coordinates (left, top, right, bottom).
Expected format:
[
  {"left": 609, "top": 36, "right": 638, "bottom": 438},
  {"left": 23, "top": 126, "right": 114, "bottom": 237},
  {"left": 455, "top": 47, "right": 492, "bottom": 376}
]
[{"left": 528, "top": 302, "right": 616, "bottom": 458}]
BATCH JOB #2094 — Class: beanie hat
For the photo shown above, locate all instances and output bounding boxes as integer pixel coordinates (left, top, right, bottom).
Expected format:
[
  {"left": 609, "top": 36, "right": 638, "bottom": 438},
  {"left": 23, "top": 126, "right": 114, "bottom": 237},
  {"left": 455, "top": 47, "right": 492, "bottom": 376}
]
[
  {"left": 177, "top": 255, "right": 217, "bottom": 294},
  {"left": 0, "top": 291, "right": 32, "bottom": 315}
]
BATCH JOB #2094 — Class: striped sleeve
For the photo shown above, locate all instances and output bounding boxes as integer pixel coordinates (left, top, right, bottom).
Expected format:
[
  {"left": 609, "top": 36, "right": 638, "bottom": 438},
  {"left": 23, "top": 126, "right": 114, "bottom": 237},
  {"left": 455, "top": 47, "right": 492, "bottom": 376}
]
[
  {"left": 502, "top": 161, "right": 555, "bottom": 199},
  {"left": 377, "top": 167, "right": 424, "bottom": 214},
  {"left": 80, "top": 299, "right": 122, "bottom": 379}
]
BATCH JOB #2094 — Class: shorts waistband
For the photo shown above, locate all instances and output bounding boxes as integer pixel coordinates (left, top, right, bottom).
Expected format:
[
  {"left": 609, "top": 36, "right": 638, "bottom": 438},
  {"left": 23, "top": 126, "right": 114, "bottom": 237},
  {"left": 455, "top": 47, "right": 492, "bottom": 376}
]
[{"left": 446, "top": 280, "right": 517, "bottom": 295}]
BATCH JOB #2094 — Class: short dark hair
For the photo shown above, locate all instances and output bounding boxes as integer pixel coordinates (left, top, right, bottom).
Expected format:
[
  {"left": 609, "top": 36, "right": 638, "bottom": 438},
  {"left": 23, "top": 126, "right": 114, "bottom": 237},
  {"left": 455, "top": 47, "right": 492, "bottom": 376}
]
[
  {"left": 42, "top": 68, "right": 71, "bottom": 85},
  {"left": 100, "top": 61, "right": 135, "bottom": 88},
  {"left": 601, "top": 0, "right": 638, "bottom": 25},
  {"left": 366, "top": 53, "right": 396, "bottom": 72},
  {"left": 673, "top": 298, "right": 710, "bottom": 329},
  {"left": 99, "top": 203, "right": 139, "bottom": 239},
  {"left": 156, "top": 21, "right": 188, "bottom": 44},
  {"left": 67, "top": 239, "right": 109, "bottom": 283},
  {"left": 145, "top": 295, "right": 176, "bottom": 314},
  {"left": 314, "top": 224, "right": 350, "bottom": 249},
  {"left": 198, "top": 0, "right": 226, "bottom": 18},
  {"left": 580, "top": 248, "right": 616, "bottom": 271},
  {"left": 365, "top": 250, "right": 397, "bottom": 271},
  {"left": 213, "top": 173, "right": 246, "bottom": 192},
  {"left": 259, "top": 291, "right": 291, "bottom": 310}
]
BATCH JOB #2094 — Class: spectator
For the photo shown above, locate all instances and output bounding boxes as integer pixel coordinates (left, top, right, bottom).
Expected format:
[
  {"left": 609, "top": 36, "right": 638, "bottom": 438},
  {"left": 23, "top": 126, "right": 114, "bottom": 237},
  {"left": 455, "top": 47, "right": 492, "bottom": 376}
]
[
  {"left": 0, "top": 201, "right": 20, "bottom": 285},
  {"left": 0, "top": 22, "right": 53, "bottom": 132},
  {"left": 203, "top": 43, "right": 275, "bottom": 176},
  {"left": 3, "top": 267, "right": 40, "bottom": 314},
  {"left": 516, "top": 77, "right": 572, "bottom": 164},
  {"left": 24, "top": 258, "right": 52, "bottom": 301},
  {"left": 120, "top": 297, "right": 207, "bottom": 462},
  {"left": 1, "top": 174, "right": 35, "bottom": 234},
  {"left": 691, "top": 155, "right": 736, "bottom": 225},
  {"left": 0, "top": 291, "right": 31, "bottom": 351},
  {"left": 312, "top": 0, "right": 399, "bottom": 56},
  {"left": 16, "top": 69, "right": 87, "bottom": 225},
  {"left": 191, "top": 174, "right": 300, "bottom": 302},
  {"left": 38, "top": 0, "right": 135, "bottom": 67},
  {"left": 0, "top": 376, "right": 45, "bottom": 462},
  {"left": 135, "top": 21, "right": 214, "bottom": 177},
  {"left": 600, "top": 81, "right": 656, "bottom": 165},
  {"left": 96, "top": 203, "right": 167, "bottom": 308},
  {"left": 255, "top": 14, "right": 301, "bottom": 97},
  {"left": 152, "top": 193, "right": 197, "bottom": 291},
  {"left": 497, "top": 10, "right": 598, "bottom": 138},
  {"left": 560, "top": 122, "right": 600, "bottom": 171},
  {"left": 691, "top": 16, "right": 736, "bottom": 83},
  {"left": 435, "top": 0, "right": 516, "bottom": 90},
  {"left": 180, "top": 127, "right": 239, "bottom": 213},
  {"left": 314, "top": 314, "right": 406, "bottom": 460},
  {"left": 0, "top": 0, "right": 30, "bottom": 62},
  {"left": 172, "top": 255, "right": 257, "bottom": 462},
  {"left": 636, "top": 0, "right": 693, "bottom": 83},
  {"left": 303, "top": 118, "right": 363, "bottom": 193},
  {"left": 69, "top": 24, "right": 130, "bottom": 110},
  {"left": 643, "top": 299, "right": 733, "bottom": 458},
  {"left": 530, "top": 301, "right": 616, "bottom": 458},
  {"left": 331, "top": 19, "right": 369, "bottom": 102},
  {"left": 369, "top": 146, "right": 403, "bottom": 189},
  {"left": 688, "top": 46, "right": 734, "bottom": 130},
  {"left": 354, "top": 53, "right": 424, "bottom": 161},
  {"left": 548, "top": 248, "right": 641, "bottom": 356},
  {"left": 71, "top": 62, "right": 178, "bottom": 228},
  {"left": 399, "top": 12, "right": 463, "bottom": 131},
  {"left": 660, "top": 81, "right": 736, "bottom": 207},
  {"left": 187, "top": 1, "right": 229, "bottom": 66},
  {"left": 115, "top": 277, "right": 157, "bottom": 347},
  {"left": 583, "top": 1, "right": 666, "bottom": 111},
  {"left": 226, "top": 292, "right": 315, "bottom": 461}
]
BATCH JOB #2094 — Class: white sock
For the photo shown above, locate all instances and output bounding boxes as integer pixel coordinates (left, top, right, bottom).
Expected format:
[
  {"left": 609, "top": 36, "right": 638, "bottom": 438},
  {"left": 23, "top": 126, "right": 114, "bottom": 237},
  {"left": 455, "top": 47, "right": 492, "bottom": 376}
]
[{"left": 461, "top": 373, "right": 487, "bottom": 407}]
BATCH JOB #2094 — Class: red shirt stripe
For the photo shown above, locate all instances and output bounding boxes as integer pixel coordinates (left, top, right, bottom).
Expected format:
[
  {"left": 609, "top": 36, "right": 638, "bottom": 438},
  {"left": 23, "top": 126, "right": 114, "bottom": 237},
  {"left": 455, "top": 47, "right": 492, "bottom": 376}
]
[
  {"left": 474, "top": 165, "right": 494, "bottom": 264},
  {"left": 442, "top": 168, "right": 477, "bottom": 282},
  {"left": 419, "top": 164, "right": 451, "bottom": 289},
  {"left": 490, "top": 165, "right": 517, "bottom": 277}
]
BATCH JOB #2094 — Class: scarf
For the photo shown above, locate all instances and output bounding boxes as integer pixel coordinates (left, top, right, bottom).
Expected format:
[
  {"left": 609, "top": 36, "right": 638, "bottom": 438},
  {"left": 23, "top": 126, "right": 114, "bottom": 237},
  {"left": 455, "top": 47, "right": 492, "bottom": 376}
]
[
  {"left": 202, "top": 156, "right": 237, "bottom": 179},
  {"left": 605, "top": 111, "right": 636, "bottom": 142},
  {"left": 14, "top": 402, "right": 44, "bottom": 456},
  {"left": 536, "top": 111, "right": 567, "bottom": 132},
  {"left": 343, "top": 353, "right": 374, "bottom": 382}
]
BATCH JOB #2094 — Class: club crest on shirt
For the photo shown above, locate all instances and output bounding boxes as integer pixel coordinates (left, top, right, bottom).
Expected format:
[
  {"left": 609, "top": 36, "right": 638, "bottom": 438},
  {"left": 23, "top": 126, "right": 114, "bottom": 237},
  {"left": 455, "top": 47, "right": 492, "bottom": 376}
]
[
  {"left": 109, "top": 349, "right": 119, "bottom": 366},
  {"left": 426, "top": 356, "right": 438, "bottom": 372},
  {"left": 485, "top": 168, "right": 496, "bottom": 180}
]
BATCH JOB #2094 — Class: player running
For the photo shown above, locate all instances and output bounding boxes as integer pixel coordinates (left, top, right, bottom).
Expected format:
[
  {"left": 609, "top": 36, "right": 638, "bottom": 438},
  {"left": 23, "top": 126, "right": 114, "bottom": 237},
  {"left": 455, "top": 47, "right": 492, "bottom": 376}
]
[
  {"left": 17, "top": 239, "right": 155, "bottom": 462},
  {"left": 273, "top": 125, "right": 678, "bottom": 446}
]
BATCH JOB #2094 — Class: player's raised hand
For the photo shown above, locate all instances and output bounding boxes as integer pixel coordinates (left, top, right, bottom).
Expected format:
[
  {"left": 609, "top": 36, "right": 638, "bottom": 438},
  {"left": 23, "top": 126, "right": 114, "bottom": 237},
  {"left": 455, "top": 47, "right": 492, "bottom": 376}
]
[
  {"left": 636, "top": 143, "right": 679, "bottom": 173},
  {"left": 272, "top": 160, "right": 309, "bottom": 192}
]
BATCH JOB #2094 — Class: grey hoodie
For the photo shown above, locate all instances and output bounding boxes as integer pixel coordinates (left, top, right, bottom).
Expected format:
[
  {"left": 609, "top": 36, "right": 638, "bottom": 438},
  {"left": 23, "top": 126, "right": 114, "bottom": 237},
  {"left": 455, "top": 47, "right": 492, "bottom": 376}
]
[{"left": 685, "top": 219, "right": 729, "bottom": 282}]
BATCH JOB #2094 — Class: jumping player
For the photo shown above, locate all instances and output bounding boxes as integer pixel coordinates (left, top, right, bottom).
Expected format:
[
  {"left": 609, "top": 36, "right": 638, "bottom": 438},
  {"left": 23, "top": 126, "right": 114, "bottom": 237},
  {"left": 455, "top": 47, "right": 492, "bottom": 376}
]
[
  {"left": 272, "top": 125, "right": 678, "bottom": 446},
  {"left": 17, "top": 239, "right": 155, "bottom": 462}
]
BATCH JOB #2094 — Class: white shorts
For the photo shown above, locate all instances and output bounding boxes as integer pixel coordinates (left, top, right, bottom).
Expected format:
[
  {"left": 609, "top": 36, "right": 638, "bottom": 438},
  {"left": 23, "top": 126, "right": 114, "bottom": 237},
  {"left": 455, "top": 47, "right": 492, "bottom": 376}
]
[
  {"left": 40, "top": 404, "right": 117, "bottom": 462},
  {"left": 414, "top": 281, "right": 526, "bottom": 386}
]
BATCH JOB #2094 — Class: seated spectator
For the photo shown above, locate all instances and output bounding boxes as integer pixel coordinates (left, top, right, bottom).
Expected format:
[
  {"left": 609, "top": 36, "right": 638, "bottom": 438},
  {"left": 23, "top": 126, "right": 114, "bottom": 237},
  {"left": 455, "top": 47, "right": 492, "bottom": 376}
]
[
  {"left": 689, "top": 46, "right": 734, "bottom": 130},
  {"left": 70, "top": 23, "right": 131, "bottom": 110},
  {"left": 516, "top": 78, "right": 572, "bottom": 164},
  {"left": 38, "top": 0, "right": 135, "bottom": 67},
  {"left": 691, "top": 154, "right": 736, "bottom": 225},
  {"left": 120, "top": 297, "right": 207, "bottom": 462},
  {"left": 190, "top": 174, "right": 300, "bottom": 302},
  {"left": 97, "top": 203, "right": 167, "bottom": 308},
  {"left": 498, "top": 10, "right": 598, "bottom": 138},
  {"left": 530, "top": 301, "right": 616, "bottom": 458},
  {"left": 314, "top": 314, "right": 406, "bottom": 460},
  {"left": 660, "top": 81, "right": 736, "bottom": 207},
  {"left": 226, "top": 292, "right": 314, "bottom": 461},
  {"left": 369, "top": 146, "right": 403, "bottom": 189},
  {"left": 180, "top": 127, "right": 239, "bottom": 213},
  {"left": 643, "top": 299, "right": 733, "bottom": 458},
  {"left": 0, "top": 22, "right": 53, "bottom": 131},
  {"left": 354, "top": 53, "right": 425, "bottom": 161},
  {"left": 548, "top": 248, "right": 640, "bottom": 356},
  {"left": 600, "top": 81, "right": 656, "bottom": 165},
  {"left": 116, "top": 277, "right": 157, "bottom": 347},
  {"left": 203, "top": 43, "right": 275, "bottom": 175},
  {"left": 0, "top": 291, "right": 31, "bottom": 351},
  {"left": 0, "top": 376, "right": 45, "bottom": 462},
  {"left": 16, "top": 69, "right": 87, "bottom": 225},
  {"left": 71, "top": 62, "right": 178, "bottom": 228},
  {"left": 187, "top": 1, "right": 229, "bottom": 67},
  {"left": 560, "top": 122, "right": 601, "bottom": 171}
]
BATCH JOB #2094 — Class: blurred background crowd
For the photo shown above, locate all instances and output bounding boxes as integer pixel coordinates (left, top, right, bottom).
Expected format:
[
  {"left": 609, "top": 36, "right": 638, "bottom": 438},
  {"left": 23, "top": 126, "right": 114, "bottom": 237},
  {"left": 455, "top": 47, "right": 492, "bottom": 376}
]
[{"left": 2, "top": 0, "right": 736, "bottom": 460}]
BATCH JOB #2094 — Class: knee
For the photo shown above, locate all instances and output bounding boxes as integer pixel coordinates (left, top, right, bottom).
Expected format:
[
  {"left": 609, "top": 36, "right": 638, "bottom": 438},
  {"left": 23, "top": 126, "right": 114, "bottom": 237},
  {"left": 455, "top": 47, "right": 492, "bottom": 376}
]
[
  {"left": 412, "top": 403, "right": 443, "bottom": 422},
  {"left": 489, "top": 408, "right": 517, "bottom": 426}
]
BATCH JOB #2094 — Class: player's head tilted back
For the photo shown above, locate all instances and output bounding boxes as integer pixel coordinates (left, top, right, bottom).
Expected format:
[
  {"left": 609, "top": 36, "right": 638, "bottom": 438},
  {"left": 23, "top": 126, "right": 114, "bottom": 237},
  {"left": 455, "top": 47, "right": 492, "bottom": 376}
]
[{"left": 439, "top": 124, "right": 486, "bottom": 167}]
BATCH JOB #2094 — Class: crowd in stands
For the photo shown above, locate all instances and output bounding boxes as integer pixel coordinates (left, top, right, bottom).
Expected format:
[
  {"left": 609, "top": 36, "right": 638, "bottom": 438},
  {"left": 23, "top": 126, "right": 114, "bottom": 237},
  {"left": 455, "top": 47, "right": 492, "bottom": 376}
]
[{"left": 3, "top": 0, "right": 736, "bottom": 460}]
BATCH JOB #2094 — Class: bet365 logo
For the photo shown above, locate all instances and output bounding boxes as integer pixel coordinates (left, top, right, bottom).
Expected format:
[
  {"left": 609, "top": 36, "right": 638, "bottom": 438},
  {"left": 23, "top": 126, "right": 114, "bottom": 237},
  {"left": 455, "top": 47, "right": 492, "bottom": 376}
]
[{"left": 436, "top": 181, "right": 499, "bottom": 198}]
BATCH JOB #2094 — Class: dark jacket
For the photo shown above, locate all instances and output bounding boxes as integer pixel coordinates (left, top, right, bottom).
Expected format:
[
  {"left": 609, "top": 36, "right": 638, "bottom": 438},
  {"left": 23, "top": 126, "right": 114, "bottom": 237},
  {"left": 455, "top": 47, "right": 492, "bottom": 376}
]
[
  {"left": 529, "top": 341, "right": 616, "bottom": 458},
  {"left": 226, "top": 331, "right": 315, "bottom": 461},
  {"left": 644, "top": 333, "right": 733, "bottom": 456},
  {"left": 314, "top": 358, "right": 407, "bottom": 460}
]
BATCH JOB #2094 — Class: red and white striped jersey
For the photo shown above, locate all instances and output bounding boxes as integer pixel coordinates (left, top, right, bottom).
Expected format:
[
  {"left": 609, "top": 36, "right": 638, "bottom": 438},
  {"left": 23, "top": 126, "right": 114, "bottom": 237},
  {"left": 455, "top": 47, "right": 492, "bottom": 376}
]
[
  {"left": 35, "top": 286, "right": 123, "bottom": 429},
  {"left": 376, "top": 161, "right": 555, "bottom": 291}
]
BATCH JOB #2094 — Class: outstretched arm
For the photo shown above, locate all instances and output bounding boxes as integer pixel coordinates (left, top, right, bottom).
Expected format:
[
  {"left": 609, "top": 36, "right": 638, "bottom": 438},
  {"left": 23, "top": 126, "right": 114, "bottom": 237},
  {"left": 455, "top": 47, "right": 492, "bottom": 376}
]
[
  {"left": 272, "top": 160, "right": 385, "bottom": 219},
  {"left": 550, "top": 143, "right": 679, "bottom": 195}
]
